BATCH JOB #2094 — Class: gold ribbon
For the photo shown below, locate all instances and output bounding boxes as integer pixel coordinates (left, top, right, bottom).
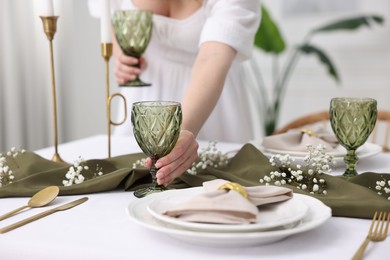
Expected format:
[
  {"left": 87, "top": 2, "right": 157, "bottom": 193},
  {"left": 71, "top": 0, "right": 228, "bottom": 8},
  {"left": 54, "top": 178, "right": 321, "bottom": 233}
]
[
  {"left": 300, "top": 128, "right": 317, "bottom": 137},
  {"left": 218, "top": 182, "right": 249, "bottom": 199}
]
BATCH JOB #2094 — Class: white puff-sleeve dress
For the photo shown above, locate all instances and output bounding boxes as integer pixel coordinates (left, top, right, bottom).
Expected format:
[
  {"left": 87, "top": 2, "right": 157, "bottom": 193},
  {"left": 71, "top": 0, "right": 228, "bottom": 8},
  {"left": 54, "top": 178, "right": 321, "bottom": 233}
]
[{"left": 89, "top": 0, "right": 262, "bottom": 143}]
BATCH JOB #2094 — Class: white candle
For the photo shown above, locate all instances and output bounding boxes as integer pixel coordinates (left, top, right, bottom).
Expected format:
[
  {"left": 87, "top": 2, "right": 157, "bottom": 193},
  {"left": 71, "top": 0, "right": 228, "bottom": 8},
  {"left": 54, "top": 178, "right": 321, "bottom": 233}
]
[
  {"left": 42, "top": 0, "right": 54, "bottom": 16},
  {"left": 101, "top": 0, "right": 112, "bottom": 43}
]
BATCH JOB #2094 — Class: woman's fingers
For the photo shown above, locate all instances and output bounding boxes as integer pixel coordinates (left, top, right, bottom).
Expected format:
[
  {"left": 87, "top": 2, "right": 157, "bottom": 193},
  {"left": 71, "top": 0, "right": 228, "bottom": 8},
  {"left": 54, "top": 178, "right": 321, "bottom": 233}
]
[
  {"left": 158, "top": 153, "right": 198, "bottom": 186},
  {"left": 139, "top": 57, "right": 147, "bottom": 71},
  {"left": 112, "top": 38, "right": 147, "bottom": 84},
  {"left": 155, "top": 130, "right": 199, "bottom": 186},
  {"left": 114, "top": 54, "right": 141, "bottom": 84}
]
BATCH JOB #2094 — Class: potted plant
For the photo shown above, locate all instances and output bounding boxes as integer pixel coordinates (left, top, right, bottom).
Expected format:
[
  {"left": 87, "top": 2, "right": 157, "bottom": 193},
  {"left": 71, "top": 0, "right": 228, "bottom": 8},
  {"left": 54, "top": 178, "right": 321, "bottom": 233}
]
[{"left": 252, "top": 5, "right": 384, "bottom": 136}]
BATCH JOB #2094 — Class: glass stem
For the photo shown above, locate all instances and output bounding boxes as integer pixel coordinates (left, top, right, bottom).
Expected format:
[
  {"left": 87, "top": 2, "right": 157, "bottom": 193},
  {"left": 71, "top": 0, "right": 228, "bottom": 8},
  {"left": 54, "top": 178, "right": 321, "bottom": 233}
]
[
  {"left": 132, "top": 56, "right": 141, "bottom": 81},
  {"left": 343, "top": 149, "right": 358, "bottom": 177},
  {"left": 150, "top": 158, "right": 158, "bottom": 187}
]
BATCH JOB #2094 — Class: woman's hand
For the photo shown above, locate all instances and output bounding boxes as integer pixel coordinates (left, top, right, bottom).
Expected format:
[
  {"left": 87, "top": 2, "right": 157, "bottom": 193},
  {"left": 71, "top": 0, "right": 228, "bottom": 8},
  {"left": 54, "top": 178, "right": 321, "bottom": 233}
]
[
  {"left": 113, "top": 39, "right": 147, "bottom": 85},
  {"left": 145, "top": 130, "right": 199, "bottom": 186}
]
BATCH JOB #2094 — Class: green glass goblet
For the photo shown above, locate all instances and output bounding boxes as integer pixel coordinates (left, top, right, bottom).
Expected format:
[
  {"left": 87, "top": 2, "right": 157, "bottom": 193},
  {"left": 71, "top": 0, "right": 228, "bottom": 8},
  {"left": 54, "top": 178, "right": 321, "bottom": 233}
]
[
  {"left": 131, "top": 101, "right": 182, "bottom": 198},
  {"left": 330, "top": 97, "right": 377, "bottom": 177},
  {"left": 113, "top": 10, "right": 153, "bottom": 87}
]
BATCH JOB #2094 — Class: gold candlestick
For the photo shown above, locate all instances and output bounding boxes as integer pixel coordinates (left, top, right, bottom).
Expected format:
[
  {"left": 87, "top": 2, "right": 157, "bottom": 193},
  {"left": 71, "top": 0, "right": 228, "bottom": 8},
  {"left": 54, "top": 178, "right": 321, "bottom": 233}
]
[
  {"left": 101, "top": 43, "right": 127, "bottom": 158},
  {"left": 40, "top": 16, "right": 65, "bottom": 163}
]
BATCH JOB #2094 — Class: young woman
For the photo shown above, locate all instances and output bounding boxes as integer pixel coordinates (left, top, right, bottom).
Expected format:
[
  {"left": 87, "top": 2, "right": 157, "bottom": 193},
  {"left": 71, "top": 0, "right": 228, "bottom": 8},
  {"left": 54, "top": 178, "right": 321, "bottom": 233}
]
[{"left": 89, "top": 0, "right": 261, "bottom": 186}]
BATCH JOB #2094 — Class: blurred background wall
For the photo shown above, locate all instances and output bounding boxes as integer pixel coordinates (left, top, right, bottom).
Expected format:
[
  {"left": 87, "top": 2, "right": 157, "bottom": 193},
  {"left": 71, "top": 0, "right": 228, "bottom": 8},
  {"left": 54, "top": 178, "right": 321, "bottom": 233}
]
[
  {"left": 0, "top": 0, "right": 109, "bottom": 151},
  {"left": 0, "top": 0, "right": 389, "bottom": 151},
  {"left": 258, "top": 0, "right": 390, "bottom": 135}
]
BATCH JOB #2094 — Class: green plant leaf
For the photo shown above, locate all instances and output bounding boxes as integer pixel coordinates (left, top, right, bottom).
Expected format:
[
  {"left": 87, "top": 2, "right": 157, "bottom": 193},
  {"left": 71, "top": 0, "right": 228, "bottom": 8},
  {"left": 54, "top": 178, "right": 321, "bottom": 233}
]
[
  {"left": 310, "top": 15, "right": 384, "bottom": 35},
  {"left": 254, "top": 5, "right": 286, "bottom": 54},
  {"left": 298, "top": 44, "right": 340, "bottom": 83}
]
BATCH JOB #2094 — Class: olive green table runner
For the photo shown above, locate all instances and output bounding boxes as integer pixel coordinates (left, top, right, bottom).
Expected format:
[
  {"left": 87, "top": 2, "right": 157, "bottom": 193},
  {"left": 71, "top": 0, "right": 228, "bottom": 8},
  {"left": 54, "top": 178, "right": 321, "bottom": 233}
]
[{"left": 1, "top": 144, "right": 389, "bottom": 219}]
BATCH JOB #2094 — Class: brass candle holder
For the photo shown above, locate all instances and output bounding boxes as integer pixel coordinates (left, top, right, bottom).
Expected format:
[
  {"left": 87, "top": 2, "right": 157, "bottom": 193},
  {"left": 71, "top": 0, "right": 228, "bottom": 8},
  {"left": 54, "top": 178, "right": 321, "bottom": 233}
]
[
  {"left": 101, "top": 43, "right": 127, "bottom": 158},
  {"left": 40, "top": 16, "right": 65, "bottom": 163}
]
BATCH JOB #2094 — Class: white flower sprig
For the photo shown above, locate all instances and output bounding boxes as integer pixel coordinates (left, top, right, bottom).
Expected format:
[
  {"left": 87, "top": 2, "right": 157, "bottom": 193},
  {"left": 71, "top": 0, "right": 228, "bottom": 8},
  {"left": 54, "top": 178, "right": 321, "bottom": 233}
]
[
  {"left": 0, "top": 155, "right": 13, "bottom": 188},
  {"left": 0, "top": 147, "right": 25, "bottom": 188},
  {"left": 6, "top": 147, "right": 26, "bottom": 159},
  {"left": 132, "top": 158, "right": 148, "bottom": 169},
  {"left": 62, "top": 157, "right": 103, "bottom": 186},
  {"left": 260, "top": 144, "right": 335, "bottom": 195},
  {"left": 375, "top": 179, "right": 390, "bottom": 200},
  {"left": 186, "top": 141, "right": 229, "bottom": 175}
]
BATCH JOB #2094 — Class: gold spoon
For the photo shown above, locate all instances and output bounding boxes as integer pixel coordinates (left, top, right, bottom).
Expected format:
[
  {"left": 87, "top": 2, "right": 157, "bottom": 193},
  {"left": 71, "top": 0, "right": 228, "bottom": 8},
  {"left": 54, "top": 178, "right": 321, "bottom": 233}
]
[{"left": 0, "top": 186, "right": 60, "bottom": 221}]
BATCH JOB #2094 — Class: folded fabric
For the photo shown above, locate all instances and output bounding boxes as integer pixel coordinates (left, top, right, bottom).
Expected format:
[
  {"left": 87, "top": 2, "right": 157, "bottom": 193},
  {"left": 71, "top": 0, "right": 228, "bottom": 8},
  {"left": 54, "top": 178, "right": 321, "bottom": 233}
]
[
  {"left": 163, "top": 179, "right": 293, "bottom": 224},
  {"left": 262, "top": 125, "right": 339, "bottom": 153},
  {"left": 0, "top": 144, "right": 389, "bottom": 219},
  {"left": 163, "top": 189, "right": 258, "bottom": 224},
  {"left": 203, "top": 179, "right": 293, "bottom": 206}
]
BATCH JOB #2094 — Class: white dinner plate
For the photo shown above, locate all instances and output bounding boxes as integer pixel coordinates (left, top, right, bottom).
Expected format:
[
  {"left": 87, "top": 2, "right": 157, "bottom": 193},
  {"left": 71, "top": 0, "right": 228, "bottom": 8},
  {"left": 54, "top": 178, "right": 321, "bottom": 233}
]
[
  {"left": 126, "top": 188, "right": 332, "bottom": 247},
  {"left": 146, "top": 188, "right": 308, "bottom": 233},
  {"left": 257, "top": 142, "right": 382, "bottom": 167},
  {"left": 262, "top": 144, "right": 347, "bottom": 157}
]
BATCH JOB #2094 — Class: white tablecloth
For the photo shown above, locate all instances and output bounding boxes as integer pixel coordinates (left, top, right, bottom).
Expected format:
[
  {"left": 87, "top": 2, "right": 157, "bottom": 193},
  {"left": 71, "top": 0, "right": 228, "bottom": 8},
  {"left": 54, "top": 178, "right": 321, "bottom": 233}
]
[{"left": 1, "top": 135, "right": 389, "bottom": 260}]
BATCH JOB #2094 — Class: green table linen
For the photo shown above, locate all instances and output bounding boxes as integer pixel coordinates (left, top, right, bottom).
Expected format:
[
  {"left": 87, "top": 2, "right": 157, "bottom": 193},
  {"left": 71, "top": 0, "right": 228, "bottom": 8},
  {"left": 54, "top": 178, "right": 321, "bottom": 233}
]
[{"left": 0, "top": 144, "right": 389, "bottom": 219}]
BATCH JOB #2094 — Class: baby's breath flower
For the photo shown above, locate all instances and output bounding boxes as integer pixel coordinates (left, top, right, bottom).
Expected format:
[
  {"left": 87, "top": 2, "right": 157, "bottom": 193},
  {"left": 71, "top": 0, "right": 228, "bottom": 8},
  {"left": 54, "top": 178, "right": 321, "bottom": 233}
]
[
  {"left": 185, "top": 141, "right": 229, "bottom": 175},
  {"left": 132, "top": 158, "right": 147, "bottom": 169},
  {"left": 63, "top": 157, "right": 86, "bottom": 186},
  {"left": 62, "top": 158, "right": 105, "bottom": 186},
  {"left": 375, "top": 178, "right": 390, "bottom": 200},
  {"left": 0, "top": 147, "right": 25, "bottom": 187},
  {"left": 259, "top": 144, "right": 333, "bottom": 195}
]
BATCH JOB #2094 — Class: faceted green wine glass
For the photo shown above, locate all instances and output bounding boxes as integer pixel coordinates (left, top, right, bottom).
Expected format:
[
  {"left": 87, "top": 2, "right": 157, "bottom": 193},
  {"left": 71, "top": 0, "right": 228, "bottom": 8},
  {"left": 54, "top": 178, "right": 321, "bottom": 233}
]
[
  {"left": 330, "top": 97, "right": 377, "bottom": 177},
  {"left": 113, "top": 10, "right": 153, "bottom": 87},
  {"left": 131, "top": 101, "right": 182, "bottom": 198}
]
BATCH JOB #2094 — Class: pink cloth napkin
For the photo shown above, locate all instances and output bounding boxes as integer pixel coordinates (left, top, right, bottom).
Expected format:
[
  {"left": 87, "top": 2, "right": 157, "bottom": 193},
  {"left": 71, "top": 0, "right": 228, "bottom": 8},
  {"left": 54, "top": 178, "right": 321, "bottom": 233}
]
[
  {"left": 163, "top": 179, "right": 293, "bottom": 224},
  {"left": 262, "top": 125, "right": 339, "bottom": 153}
]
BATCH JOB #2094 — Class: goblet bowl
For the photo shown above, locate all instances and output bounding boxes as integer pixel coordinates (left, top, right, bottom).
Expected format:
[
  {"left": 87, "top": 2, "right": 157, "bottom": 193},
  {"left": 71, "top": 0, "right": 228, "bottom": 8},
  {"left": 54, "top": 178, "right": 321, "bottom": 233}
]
[
  {"left": 330, "top": 97, "right": 377, "bottom": 177},
  {"left": 113, "top": 10, "right": 153, "bottom": 87}
]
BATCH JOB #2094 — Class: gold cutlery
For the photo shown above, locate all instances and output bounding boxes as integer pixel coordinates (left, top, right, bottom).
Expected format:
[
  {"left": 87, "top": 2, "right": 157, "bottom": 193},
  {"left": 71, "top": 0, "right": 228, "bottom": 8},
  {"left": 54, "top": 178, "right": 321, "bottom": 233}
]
[
  {"left": 0, "top": 197, "right": 88, "bottom": 234},
  {"left": 352, "top": 211, "right": 390, "bottom": 260},
  {"left": 0, "top": 186, "right": 60, "bottom": 221}
]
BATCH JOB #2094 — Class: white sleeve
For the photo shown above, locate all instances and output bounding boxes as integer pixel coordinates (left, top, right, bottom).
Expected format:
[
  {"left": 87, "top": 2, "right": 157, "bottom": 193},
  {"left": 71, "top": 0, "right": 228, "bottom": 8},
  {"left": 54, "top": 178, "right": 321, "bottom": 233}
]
[
  {"left": 200, "top": 0, "right": 261, "bottom": 62},
  {"left": 87, "top": 0, "right": 127, "bottom": 18}
]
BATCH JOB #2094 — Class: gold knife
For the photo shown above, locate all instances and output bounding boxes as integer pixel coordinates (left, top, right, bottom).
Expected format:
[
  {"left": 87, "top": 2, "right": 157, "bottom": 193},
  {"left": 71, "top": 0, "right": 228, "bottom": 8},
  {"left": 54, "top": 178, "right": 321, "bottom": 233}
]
[{"left": 0, "top": 197, "right": 88, "bottom": 234}]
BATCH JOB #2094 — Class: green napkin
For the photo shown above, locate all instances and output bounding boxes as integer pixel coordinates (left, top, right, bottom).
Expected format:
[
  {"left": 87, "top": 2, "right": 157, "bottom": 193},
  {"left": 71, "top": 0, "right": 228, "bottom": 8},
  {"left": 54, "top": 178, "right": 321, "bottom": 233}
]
[{"left": 0, "top": 144, "right": 389, "bottom": 219}]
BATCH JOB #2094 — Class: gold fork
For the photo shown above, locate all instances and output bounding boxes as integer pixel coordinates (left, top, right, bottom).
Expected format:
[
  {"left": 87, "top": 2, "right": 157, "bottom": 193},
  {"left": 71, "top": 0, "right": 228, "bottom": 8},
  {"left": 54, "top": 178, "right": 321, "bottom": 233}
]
[{"left": 352, "top": 211, "right": 390, "bottom": 260}]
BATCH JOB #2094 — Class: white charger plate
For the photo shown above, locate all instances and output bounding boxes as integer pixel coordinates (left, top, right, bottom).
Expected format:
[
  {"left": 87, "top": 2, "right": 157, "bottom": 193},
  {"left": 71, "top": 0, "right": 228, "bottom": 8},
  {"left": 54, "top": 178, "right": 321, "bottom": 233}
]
[
  {"left": 126, "top": 188, "right": 332, "bottom": 247},
  {"left": 263, "top": 144, "right": 346, "bottom": 157},
  {"left": 146, "top": 188, "right": 308, "bottom": 233}
]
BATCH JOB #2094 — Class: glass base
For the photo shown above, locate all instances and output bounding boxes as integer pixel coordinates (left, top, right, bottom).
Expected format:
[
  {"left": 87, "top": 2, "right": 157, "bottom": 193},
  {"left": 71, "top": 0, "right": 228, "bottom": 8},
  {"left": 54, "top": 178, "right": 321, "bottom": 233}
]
[
  {"left": 119, "top": 78, "right": 151, "bottom": 87},
  {"left": 133, "top": 185, "right": 167, "bottom": 198}
]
